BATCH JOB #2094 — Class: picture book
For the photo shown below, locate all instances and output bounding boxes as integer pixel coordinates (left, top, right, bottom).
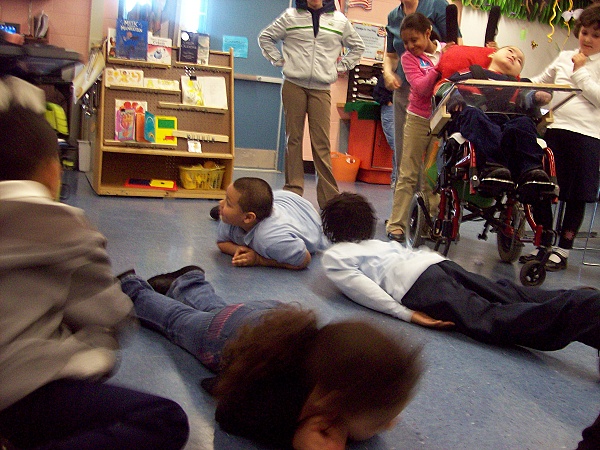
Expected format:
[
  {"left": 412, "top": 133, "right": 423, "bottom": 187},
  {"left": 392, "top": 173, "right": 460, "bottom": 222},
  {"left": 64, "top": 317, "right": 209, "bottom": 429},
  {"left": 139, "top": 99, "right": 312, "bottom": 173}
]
[
  {"left": 179, "top": 30, "right": 198, "bottom": 63},
  {"left": 104, "top": 68, "right": 144, "bottom": 88},
  {"left": 144, "top": 78, "right": 179, "bottom": 91},
  {"left": 197, "top": 34, "right": 210, "bottom": 65},
  {"left": 181, "top": 76, "right": 227, "bottom": 109},
  {"left": 155, "top": 115, "right": 178, "bottom": 145},
  {"left": 147, "top": 33, "right": 172, "bottom": 65},
  {"left": 115, "top": 100, "right": 148, "bottom": 141},
  {"left": 144, "top": 112, "right": 156, "bottom": 143},
  {"left": 107, "top": 28, "right": 117, "bottom": 58},
  {"left": 115, "top": 19, "right": 148, "bottom": 61}
]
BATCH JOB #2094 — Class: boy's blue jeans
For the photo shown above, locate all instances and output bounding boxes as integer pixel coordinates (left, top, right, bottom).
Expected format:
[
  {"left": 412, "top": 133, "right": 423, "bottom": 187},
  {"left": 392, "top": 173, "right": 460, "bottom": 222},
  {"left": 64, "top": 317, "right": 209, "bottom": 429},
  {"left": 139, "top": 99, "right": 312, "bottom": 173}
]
[{"left": 120, "top": 270, "right": 280, "bottom": 372}]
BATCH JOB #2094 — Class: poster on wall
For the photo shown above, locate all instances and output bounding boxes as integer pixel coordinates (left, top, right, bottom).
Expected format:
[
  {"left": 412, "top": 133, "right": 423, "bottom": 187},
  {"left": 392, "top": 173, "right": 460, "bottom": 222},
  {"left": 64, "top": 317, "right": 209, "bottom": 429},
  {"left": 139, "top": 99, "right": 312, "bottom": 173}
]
[{"left": 351, "top": 21, "right": 386, "bottom": 62}]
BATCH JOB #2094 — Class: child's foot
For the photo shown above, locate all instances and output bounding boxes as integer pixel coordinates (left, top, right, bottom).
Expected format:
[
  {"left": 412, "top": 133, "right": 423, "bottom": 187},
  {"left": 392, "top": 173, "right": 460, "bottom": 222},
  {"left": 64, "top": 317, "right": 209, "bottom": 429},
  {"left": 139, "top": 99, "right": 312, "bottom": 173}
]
[
  {"left": 515, "top": 169, "right": 557, "bottom": 203},
  {"left": 387, "top": 230, "right": 405, "bottom": 243},
  {"left": 545, "top": 249, "right": 568, "bottom": 271},
  {"left": 147, "top": 266, "right": 205, "bottom": 294}
]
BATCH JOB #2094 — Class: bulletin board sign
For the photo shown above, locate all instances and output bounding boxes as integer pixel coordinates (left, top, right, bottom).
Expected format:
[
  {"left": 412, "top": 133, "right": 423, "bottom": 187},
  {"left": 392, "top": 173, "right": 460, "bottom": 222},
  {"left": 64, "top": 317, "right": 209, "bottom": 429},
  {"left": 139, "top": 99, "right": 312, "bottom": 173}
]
[{"left": 351, "top": 21, "right": 386, "bottom": 62}]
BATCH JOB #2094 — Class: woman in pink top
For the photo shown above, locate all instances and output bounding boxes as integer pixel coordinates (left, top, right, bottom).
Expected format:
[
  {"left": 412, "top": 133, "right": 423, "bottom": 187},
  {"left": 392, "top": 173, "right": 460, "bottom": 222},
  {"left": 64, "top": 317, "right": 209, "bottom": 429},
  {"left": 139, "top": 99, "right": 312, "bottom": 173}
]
[{"left": 386, "top": 12, "right": 445, "bottom": 242}]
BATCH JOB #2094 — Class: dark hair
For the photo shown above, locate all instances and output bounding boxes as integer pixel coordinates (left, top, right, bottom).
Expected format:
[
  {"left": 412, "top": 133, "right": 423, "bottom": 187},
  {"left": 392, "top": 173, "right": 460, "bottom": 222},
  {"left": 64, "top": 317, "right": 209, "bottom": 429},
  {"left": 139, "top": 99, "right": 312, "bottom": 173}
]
[
  {"left": 400, "top": 12, "right": 441, "bottom": 42},
  {"left": 0, "top": 103, "right": 59, "bottom": 181},
  {"left": 232, "top": 177, "right": 274, "bottom": 222},
  {"left": 216, "top": 304, "right": 422, "bottom": 427},
  {"left": 304, "top": 319, "right": 422, "bottom": 420},
  {"left": 321, "top": 192, "right": 376, "bottom": 243},
  {"left": 575, "top": 4, "right": 600, "bottom": 38}
]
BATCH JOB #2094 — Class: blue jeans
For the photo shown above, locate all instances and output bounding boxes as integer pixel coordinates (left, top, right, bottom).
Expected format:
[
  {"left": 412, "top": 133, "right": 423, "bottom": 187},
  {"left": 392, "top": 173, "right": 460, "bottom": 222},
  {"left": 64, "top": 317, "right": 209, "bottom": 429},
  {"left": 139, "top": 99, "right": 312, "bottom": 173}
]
[
  {"left": 120, "top": 270, "right": 281, "bottom": 372},
  {"left": 380, "top": 103, "right": 396, "bottom": 186}
]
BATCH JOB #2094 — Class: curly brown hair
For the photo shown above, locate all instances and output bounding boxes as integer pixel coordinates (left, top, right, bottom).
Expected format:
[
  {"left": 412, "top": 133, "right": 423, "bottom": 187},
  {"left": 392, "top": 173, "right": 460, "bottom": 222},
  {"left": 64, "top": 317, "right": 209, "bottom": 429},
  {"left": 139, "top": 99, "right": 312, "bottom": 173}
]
[{"left": 214, "top": 303, "right": 422, "bottom": 427}]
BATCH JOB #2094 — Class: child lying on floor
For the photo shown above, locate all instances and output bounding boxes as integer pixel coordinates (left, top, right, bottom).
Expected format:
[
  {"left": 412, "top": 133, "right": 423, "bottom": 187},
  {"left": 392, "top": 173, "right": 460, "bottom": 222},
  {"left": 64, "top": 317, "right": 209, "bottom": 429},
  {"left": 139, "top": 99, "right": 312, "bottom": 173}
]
[
  {"left": 119, "top": 266, "right": 422, "bottom": 449},
  {"left": 320, "top": 192, "right": 599, "bottom": 354}
]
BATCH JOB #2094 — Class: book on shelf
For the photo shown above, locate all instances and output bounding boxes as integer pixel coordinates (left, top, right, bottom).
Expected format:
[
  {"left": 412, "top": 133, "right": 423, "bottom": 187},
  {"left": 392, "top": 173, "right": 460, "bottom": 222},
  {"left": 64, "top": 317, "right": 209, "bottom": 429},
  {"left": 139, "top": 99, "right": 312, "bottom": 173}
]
[
  {"left": 107, "top": 28, "right": 117, "bottom": 58},
  {"left": 178, "top": 30, "right": 198, "bottom": 63},
  {"left": 147, "top": 33, "right": 172, "bottom": 65},
  {"left": 115, "top": 19, "right": 148, "bottom": 61},
  {"left": 143, "top": 78, "right": 179, "bottom": 91},
  {"left": 197, "top": 33, "right": 210, "bottom": 65},
  {"left": 181, "top": 76, "right": 227, "bottom": 109},
  {"left": 115, "top": 100, "right": 148, "bottom": 142},
  {"left": 104, "top": 67, "right": 144, "bottom": 88}
]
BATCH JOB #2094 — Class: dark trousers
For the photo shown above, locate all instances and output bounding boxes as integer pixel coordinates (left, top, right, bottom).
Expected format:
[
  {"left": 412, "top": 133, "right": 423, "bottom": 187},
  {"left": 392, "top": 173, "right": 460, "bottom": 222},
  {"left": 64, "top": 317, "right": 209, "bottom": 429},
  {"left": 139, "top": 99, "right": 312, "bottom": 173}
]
[
  {"left": 0, "top": 379, "right": 189, "bottom": 450},
  {"left": 577, "top": 410, "right": 600, "bottom": 450},
  {"left": 451, "top": 108, "right": 543, "bottom": 180},
  {"left": 404, "top": 261, "right": 600, "bottom": 351}
]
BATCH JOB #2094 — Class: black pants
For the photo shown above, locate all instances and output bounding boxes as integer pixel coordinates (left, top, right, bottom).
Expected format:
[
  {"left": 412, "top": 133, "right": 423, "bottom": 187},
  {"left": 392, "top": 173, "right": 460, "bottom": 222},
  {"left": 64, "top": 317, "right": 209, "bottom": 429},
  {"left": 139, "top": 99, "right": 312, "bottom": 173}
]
[
  {"left": 577, "top": 410, "right": 600, "bottom": 450},
  {"left": 403, "top": 261, "right": 600, "bottom": 351},
  {"left": 0, "top": 379, "right": 189, "bottom": 450}
]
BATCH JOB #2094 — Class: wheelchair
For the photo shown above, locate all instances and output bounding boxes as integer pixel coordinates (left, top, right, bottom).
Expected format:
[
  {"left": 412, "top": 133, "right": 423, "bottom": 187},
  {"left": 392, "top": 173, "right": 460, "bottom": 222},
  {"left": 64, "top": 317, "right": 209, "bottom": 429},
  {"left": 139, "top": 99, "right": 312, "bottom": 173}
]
[{"left": 406, "top": 81, "right": 564, "bottom": 287}]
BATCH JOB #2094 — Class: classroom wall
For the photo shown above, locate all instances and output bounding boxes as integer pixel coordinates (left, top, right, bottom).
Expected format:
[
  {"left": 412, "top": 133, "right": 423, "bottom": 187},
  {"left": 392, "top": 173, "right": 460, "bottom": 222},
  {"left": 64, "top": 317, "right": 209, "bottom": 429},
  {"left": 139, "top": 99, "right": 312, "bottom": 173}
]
[{"left": 1, "top": 0, "right": 579, "bottom": 161}]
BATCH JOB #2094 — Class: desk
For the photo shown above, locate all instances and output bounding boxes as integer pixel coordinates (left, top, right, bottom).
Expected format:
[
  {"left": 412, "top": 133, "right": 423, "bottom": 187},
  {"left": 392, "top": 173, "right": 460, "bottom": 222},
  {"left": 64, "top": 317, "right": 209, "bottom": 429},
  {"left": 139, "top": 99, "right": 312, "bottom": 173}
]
[{"left": 343, "top": 101, "right": 393, "bottom": 185}]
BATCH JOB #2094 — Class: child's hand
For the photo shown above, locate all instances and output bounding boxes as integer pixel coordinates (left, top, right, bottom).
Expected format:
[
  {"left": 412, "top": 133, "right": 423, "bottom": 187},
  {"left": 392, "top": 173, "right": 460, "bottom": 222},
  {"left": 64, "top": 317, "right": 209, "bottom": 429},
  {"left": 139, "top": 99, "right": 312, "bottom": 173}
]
[
  {"left": 293, "top": 416, "right": 348, "bottom": 450},
  {"left": 383, "top": 71, "right": 402, "bottom": 91},
  {"left": 231, "top": 246, "right": 259, "bottom": 267},
  {"left": 572, "top": 51, "right": 588, "bottom": 72},
  {"left": 410, "top": 311, "right": 455, "bottom": 329},
  {"left": 485, "top": 41, "right": 498, "bottom": 49}
]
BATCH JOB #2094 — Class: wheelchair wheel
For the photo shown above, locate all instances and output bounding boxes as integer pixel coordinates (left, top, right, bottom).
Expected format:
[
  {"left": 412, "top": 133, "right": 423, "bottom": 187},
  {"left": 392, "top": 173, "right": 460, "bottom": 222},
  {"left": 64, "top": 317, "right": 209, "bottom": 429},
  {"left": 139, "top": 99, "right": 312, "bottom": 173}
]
[
  {"left": 520, "top": 260, "right": 546, "bottom": 286},
  {"left": 496, "top": 203, "right": 525, "bottom": 263},
  {"left": 407, "top": 191, "right": 429, "bottom": 248}
]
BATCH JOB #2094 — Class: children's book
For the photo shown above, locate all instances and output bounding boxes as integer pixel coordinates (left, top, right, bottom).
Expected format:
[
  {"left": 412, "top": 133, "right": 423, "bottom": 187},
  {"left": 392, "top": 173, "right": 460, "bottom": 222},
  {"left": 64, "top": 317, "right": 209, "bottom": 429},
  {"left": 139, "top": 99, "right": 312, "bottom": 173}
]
[
  {"left": 181, "top": 76, "right": 227, "bottom": 109},
  {"left": 179, "top": 30, "right": 198, "bottom": 63},
  {"left": 115, "top": 19, "right": 148, "bottom": 61},
  {"left": 155, "top": 115, "right": 178, "bottom": 145},
  {"left": 197, "top": 34, "right": 210, "bottom": 65},
  {"left": 144, "top": 111, "right": 156, "bottom": 143},
  {"left": 147, "top": 33, "right": 172, "bottom": 65},
  {"left": 115, "top": 100, "right": 148, "bottom": 141},
  {"left": 104, "top": 68, "right": 144, "bottom": 88}
]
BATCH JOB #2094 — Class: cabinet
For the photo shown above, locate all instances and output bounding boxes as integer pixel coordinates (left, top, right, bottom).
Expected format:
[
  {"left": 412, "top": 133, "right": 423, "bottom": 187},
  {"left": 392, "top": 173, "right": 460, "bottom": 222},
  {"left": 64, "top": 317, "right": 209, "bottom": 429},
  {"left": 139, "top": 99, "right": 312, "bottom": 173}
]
[
  {"left": 346, "top": 63, "right": 382, "bottom": 103},
  {"left": 90, "top": 49, "right": 234, "bottom": 199}
]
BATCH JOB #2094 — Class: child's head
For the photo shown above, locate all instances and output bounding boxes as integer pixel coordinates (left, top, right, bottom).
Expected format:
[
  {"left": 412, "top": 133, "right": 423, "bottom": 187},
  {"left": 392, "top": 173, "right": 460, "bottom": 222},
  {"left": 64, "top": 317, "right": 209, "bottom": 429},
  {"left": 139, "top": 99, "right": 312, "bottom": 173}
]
[
  {"left": 0, "top": 76, "right": 61, "bottom": 198},
  {"left": 575, "top": 4, "right": 600, "bottom": 57},
  {"left": 400, "top": 12, "right": 439, "bottom": 57},
  {"left": 487, "top": 46, "right": 525, "bottom": 78},
  {"left": 219, "top": 177, "right": 273, "bottom": 230},
  {"left": 321, "top": 192, "right": 376, "bottom": 243},
  {"left": 216, "top": 304, "right": 422, "bottom": 447}
]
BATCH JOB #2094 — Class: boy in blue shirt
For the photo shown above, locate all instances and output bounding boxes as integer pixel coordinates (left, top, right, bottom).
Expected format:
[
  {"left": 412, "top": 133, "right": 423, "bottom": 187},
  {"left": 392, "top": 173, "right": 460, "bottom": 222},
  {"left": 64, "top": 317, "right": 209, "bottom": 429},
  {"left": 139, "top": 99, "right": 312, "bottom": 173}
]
[{"left": 215, "top": 177, "right": 329, "bottom": 269}]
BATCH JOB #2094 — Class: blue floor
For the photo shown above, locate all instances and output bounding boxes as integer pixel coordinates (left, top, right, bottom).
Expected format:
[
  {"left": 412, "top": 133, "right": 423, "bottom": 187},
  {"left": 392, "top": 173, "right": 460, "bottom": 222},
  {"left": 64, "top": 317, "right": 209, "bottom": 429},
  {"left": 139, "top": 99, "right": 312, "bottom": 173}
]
[{"left": 65, "top": 170, "right": 599, "bottom": 450}]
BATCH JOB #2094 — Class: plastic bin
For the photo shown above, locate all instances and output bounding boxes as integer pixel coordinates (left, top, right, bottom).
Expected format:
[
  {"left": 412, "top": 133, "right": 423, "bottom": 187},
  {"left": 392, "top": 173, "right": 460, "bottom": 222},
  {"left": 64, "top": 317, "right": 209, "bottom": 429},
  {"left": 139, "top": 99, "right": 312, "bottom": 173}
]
[
  {"left": 331, "top": 151, "right": 360, "bottom": 182},
  {"left": 179, "top": 164, "right": 225, "bottom": 190}
]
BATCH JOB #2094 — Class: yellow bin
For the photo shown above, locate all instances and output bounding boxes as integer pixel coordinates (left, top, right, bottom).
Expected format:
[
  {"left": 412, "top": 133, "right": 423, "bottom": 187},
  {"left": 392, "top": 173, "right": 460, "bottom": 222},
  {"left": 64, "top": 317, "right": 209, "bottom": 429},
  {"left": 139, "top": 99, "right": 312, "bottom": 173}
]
[{"left": 331, "top": 151, "right": 360, "bottom": 183}]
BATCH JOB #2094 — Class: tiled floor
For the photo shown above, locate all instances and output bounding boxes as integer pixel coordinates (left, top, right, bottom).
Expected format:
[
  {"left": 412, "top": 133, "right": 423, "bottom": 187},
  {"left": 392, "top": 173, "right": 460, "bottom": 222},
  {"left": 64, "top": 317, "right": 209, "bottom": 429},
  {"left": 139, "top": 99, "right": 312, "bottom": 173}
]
[{"left": 65, "top": 170, "right": 599, "bottom": 450}]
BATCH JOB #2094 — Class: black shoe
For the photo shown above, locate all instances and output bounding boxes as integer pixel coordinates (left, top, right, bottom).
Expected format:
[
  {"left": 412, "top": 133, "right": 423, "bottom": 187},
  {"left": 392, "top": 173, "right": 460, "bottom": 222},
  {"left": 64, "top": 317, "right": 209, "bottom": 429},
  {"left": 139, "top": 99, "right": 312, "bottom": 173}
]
[
  {"left": 210, "top": 205, "right": 220, "bottom": 220},
  {"left": 117, "top": 269, "right": 136, "bottom": 282},
  {"left": 147, "top": 265, "right": 205, "bottom": 295},
  {"left": 478, "top": 165, "right": 514, "bottom": 197},
  {"left": 518, "top": 246, "right": 547, "bottom": 264},
  {"left": 515, "top": 169, "right": 557, "bottom": 203}
]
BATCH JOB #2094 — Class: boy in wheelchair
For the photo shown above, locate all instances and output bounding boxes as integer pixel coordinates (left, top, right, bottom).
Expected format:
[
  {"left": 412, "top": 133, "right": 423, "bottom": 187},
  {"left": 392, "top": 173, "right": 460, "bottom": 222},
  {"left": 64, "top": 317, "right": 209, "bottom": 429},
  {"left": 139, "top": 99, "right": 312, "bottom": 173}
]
[{"left": 436, "top": 45, "right": 557, "bottom": 203}]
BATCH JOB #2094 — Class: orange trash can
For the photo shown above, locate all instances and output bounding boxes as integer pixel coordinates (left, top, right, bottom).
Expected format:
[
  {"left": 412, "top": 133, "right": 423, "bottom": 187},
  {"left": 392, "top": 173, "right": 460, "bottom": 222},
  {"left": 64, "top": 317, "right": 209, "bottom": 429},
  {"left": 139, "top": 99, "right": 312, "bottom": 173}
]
[{"left": 331, "top": 151, "right": 361, "bottom": 182}]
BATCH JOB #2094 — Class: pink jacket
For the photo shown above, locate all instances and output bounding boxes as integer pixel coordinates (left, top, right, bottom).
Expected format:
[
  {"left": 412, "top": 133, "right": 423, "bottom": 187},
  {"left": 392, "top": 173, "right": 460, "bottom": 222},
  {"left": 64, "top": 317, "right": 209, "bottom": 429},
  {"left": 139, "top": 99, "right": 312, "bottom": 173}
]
[{"left": 401, "top": 41, "right": 445, "bottom": 118}]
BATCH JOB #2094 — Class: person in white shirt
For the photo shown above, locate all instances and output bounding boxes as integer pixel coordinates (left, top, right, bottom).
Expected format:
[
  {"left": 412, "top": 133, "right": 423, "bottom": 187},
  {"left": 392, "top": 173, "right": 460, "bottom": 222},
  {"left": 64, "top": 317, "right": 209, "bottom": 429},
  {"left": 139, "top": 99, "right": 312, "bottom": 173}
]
[
  {"left": 523, "top": 4, "right": 600, "bottom": 271},
  {"left": 321, "top": 192, "right": 600, "bottom": 352}
]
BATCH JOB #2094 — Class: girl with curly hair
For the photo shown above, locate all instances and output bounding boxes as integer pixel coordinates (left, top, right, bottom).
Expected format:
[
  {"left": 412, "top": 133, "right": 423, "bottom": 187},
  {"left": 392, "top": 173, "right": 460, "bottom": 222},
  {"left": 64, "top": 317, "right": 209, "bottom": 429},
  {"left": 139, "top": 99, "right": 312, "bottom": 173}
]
[{"left": 119, "top": 267, "right": 423, "bottom": 449}]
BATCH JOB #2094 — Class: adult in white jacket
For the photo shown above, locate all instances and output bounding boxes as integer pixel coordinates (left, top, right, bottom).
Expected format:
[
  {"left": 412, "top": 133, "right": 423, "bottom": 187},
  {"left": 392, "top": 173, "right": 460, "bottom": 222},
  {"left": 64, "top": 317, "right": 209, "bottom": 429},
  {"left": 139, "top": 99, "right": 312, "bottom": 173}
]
[
  {"left": 258, "top": 0, "right": 364, "bottom": 209},
  {"left": 321, "top": 192, "right": 600, "bottom": 353}
]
